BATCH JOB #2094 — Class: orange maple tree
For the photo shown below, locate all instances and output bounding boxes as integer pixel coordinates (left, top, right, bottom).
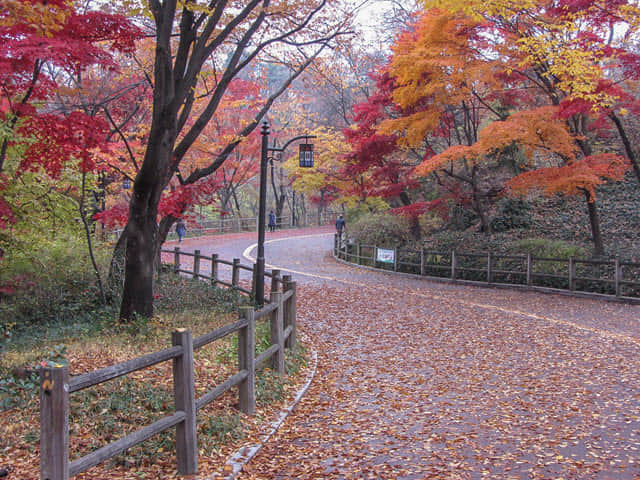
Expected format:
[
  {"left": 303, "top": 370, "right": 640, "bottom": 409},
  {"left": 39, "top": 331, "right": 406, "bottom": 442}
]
[{"left": 374, "top": 1, "right": 638, "bottom": 253}]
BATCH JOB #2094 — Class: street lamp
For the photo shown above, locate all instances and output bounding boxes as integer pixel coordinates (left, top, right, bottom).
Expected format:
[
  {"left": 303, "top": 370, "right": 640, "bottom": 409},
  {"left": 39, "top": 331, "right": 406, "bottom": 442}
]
[{"left": 256, "top": 121, "right": 316, "bottom": 305}]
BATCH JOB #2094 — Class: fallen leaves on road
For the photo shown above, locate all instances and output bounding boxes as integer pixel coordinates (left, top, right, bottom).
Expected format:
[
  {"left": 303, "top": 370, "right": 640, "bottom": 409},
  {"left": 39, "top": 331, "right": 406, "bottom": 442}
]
[{"left": 237, "top": 282, "right": 640, "bottom": 479}]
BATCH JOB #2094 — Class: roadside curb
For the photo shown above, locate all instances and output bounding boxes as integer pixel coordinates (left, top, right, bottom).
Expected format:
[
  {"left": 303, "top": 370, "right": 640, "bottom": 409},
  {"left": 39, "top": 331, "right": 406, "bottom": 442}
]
[{"left": 208, "top": 334, "right": 318, "bottom": 479}]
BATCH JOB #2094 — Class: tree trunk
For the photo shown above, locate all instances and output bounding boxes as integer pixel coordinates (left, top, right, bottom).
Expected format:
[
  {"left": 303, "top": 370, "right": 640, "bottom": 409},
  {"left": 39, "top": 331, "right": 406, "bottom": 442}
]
[
  {"left": 291, "top": 190, "right": 296, "bottom": 227},
  {"left": 156, "top": 215, "right": 177, "bottom": 274},
  {"left": 584, "top": 190, "right": 604, "bottom": 256},
  {"left": 573, "top": 136, "right": 605, "bottom": 256},
  {"left": 610, "top": 112, "right": 640, "bottom": 185},
  {"left": 119, "top": 210, "right": 158, "bottom": 319},
  {"left": 119, "top": 127, "right": 173, "bottom": 319},
  {"left": 470, "top": 167, "right": 491, "bottom": 234},
  {"left": 270, "top": 163, "right": 287, "bottom": 226}
]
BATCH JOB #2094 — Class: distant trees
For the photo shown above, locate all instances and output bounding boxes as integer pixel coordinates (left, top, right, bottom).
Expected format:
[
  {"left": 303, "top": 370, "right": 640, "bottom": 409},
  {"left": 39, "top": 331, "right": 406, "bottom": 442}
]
[
  {"left": 340, "top": 0, "right": 640, "bottom": 254},
  {"left": 116, "top": 0, "right": 350, "bottom": 319},
  {"left": 0, "top": 0, "right": 141, "bottom": 260}
]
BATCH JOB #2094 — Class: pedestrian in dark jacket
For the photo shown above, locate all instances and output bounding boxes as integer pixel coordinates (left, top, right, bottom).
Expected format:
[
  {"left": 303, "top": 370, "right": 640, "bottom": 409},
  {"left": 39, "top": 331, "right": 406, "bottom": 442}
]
[
  {"left": 335, "top": 215, "right": 345, "bottom": 235},
  {"left": 176, "top": 219, "right": 186, "bottom": 242},
  {"left": 268, "top": 211, "right": 276, "bottom": 232}
]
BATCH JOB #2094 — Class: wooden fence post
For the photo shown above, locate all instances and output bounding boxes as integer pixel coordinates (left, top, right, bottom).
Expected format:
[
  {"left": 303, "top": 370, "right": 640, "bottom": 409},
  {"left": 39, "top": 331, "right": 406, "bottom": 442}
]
[
  {"left": 569, "top": 257, "right": 575, "bottom": 291},
  {"left": 334, "top": 234, "right": 338, "bottom": 256},
  {"left": 193, "top": 250, "right": 201, "bottom": 280},
  {"left": 174, "top": 247, "right": 180, "bottom": 273},
  {"left": 40, "top": 365, "right": 69, "bottom": 480},
  {"left": 356, "top": 243, "right": 361, "bottom": 265},
  {"left": 420, "top": 248, "right": 425, "bottom": 276},
  {"left": 451, "top": 250, "right": 457, "bottom": 281},
  {"left": 283, "top": 276, "right": 296, "bottom": 350},
  {"left": 270, "top": 291, "right": 285, "bottom": 375},
  {"left": 393, "top": 247, "right": 398, "bottom": 272},
  {"left": 526, "top": 253, "right": 532, "bottom": 286},
  {"left": 238, "top": 307, "right": 256, "bottom": 415},
  {"left": 487, "top": 252, "right": 493, "bottom": 284},
  {"left": 271, "top": 269, "right": 281, "bottom": 293},
  {"left": 211, "top": 254, "right": 219, "bottom": 287},
  {"left": 232, "top": 258, "right": 240, "bottom": 290},
  {"left": 172, "top": 329, "right": 197, "bottom": 475},
  {"left": 615, "top": 259, "right": 621, "bottom": 297}
]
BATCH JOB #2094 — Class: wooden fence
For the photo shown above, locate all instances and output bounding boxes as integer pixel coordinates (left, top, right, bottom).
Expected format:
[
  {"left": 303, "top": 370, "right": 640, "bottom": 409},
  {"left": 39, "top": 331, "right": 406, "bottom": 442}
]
[
  {"left": 335, "top": 235, "right": 640, "bottom": 302},
  {"left": 39, "top": 254, "right": 297, "bottom": 480},
  {"left": 110, "top": 210, "right": 343, "bottom": 241}
]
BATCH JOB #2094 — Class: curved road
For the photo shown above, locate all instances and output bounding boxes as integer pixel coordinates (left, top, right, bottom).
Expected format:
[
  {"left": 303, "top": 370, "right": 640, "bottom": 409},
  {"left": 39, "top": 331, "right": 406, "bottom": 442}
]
[{"left": 182, "top": 229, "right": 640, "bottom": 479}]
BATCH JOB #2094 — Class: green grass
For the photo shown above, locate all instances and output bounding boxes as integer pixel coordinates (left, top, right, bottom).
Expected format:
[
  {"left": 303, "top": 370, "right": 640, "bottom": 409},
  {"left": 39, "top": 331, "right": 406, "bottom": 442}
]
[{"left": 1, "top": 265, "right": 309, "bottom": 478}]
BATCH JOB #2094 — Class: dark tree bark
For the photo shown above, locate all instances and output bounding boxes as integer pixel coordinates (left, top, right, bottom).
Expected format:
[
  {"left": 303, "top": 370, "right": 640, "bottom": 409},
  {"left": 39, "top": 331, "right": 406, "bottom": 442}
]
[
  {"left": 118, "top": 0, "right": 349, "bottom": 319},
  {"left": 610, "top": 112, "right": 640, "bottom": 185},
  {"left": 583, "top": 190, "right": 605, "bottom": 256}
]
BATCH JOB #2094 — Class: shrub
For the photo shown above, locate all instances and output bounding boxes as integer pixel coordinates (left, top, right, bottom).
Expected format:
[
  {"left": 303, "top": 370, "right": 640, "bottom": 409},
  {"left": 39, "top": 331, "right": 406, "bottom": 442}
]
[
  {"left": 348, "top": 213, "right": 413, "bottom": 247},
  {"left": 0, "top": 235, "right": 114, "bottom": 345},
  {"left": 447, "top": 204, "right": 476, "bottom": 231},
  {"left": 490, "top": 198, "right": 532, "bottom": 232},
  {"left": 511, "top": 238, "right": 588, "bottom": 259}
]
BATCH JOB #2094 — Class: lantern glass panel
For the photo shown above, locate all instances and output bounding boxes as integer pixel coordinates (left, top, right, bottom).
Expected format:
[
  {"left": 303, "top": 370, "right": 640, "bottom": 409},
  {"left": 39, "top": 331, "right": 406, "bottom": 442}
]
[{"left": 299, "top": 143, "right": 314, "bottom": 168}]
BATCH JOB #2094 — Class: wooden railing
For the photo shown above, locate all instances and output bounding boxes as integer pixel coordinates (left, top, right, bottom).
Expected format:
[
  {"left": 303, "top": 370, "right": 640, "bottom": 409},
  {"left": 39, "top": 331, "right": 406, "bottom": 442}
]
[
  {"left": 165, "top": 247, "right": 294, "bottom": 301},
  {"left": 110, "top": 210, "right": 343, "bottom": 241},
  {"left": 39, "top": 255, "right": 297, "bottom": 480},
  {"left": 335, "top": 235, "right": 640, "bottom": 302}
]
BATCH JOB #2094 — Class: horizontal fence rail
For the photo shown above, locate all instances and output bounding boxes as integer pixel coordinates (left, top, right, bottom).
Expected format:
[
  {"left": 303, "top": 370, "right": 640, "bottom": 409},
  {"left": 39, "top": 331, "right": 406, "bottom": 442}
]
[
  {"left": 40, "top": 254, "right": 297, "bottom": 479},
  {"left": 110, "top": 210, "right": 344, "bottom": 241},
  {"left": 334, "top": 234, "right": 640, "bottom": 303}
]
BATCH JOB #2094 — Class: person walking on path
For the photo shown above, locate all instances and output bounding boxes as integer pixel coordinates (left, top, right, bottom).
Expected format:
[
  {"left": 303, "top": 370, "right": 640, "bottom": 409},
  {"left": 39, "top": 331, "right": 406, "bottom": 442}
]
[
  {"left": 176, "top": 219, "right": 186, "bottom": 242},
  {"left": 268, "top": 210, "right": 277, "bottom": 232},
  {"left": 335, "top": 215, "right": 345, "bottom": 236}
]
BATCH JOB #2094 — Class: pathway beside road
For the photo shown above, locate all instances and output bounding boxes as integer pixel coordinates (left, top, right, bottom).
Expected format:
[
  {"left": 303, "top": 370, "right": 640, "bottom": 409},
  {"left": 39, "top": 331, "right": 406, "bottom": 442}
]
[{"left": 180, "top": 229, "right": 640, "bottom": 479}]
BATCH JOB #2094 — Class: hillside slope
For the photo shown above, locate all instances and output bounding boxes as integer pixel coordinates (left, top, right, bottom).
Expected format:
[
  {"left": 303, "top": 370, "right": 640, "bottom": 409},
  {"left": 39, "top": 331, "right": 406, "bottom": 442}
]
[{"left": 426, "top": 175, "right": 640, "bottom": 261}]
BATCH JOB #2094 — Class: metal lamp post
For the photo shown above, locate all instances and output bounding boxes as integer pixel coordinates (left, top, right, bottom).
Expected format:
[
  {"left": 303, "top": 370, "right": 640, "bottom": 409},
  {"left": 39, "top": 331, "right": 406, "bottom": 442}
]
[{"left": 255, "top": 121, "right": 315, "bottom": 305}]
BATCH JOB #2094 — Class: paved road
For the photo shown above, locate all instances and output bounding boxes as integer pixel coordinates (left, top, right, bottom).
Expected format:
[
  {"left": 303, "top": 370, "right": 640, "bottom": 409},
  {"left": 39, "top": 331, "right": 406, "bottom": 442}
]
[{"left": 181, "top": 230, "right": 640, "bottom": 479}]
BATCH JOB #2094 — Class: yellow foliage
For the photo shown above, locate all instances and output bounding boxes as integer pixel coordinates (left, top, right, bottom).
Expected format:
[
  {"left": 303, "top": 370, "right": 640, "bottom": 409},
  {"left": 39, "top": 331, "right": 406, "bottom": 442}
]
[
  {"left": 282, "top": 125, "right": 355, "bottom": 207},
  {"left": 421, "top": 0, "right": 640, "bottom": 110},
  {"left": 380, "top": 111, "right": 441, "bottom": 148},
  {"left": 1, "top": 0, "right": 71, "bottom": 36}
]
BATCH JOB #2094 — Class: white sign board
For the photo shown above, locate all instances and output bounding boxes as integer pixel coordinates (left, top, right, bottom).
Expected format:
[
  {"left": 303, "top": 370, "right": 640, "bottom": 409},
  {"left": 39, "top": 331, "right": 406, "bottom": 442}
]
[{"left": 376, "top": 248, "right": 395, "bottom": 264}]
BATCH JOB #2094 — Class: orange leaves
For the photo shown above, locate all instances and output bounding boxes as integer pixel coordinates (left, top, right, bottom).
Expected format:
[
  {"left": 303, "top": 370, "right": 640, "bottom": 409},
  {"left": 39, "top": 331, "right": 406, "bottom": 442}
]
[
  {"left": 506, "top": 153, "right": 630, "bottom": 199},
  {"left": 416, "top": 144, "right": 481, "bottom": 176},
  {"left": 379, "top": 110, "right": 441, "bottom": 149},
  {"left": 388, "top": 9, "right": 500, "bottom": 112},
  {"left": 415, "top": 107, "right": 578, "bottom": 177},
  {"left": 477, "top": 106, "right": 578, "bottom": 161}
]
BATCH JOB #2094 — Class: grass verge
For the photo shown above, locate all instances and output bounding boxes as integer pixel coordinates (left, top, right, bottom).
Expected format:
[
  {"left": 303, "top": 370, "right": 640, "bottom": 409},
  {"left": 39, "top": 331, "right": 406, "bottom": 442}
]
[{"left": 0, "top": 272, "right": 309, "bottom": 479}]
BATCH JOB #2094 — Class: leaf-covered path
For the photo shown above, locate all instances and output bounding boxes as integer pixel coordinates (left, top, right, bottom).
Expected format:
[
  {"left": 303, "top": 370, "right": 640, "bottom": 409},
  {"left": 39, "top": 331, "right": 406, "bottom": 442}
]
[{"left": 196, "top": 229, "right": 640, "bottom": 479}]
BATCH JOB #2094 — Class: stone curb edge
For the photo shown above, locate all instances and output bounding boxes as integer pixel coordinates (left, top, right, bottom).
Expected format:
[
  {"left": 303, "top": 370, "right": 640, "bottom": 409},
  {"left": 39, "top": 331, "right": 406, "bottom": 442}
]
[{"left": 208, "top": 332, "right": 318, "bottom": 479}]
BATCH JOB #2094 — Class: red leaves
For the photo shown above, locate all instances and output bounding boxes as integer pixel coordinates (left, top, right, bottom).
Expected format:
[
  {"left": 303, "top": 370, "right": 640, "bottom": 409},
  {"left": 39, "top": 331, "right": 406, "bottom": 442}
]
[
  {"left": 340, "top": 71, "right": 424, "bottom": 203},
  {"left": 93, "top": 202, "right": 129, "bottom": 228},
  {"left": 17, "top": 112, "right": 109, "bottom": 176},
  {"left": 0, "top": 3, "right": 141, "bottom": 82},
  {"left": 159, "top": 177, "right": 224, "bottom": 219},
  {"left": 0, "top": 0, "right": 142, "bottom": 231},
  {"left": 390, "top": 199, "right": 450, "bottom": 221},
  {"left": 506, "top": 153, "right": 630, "bottom": 199}
]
